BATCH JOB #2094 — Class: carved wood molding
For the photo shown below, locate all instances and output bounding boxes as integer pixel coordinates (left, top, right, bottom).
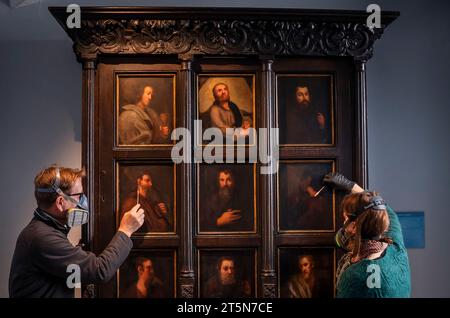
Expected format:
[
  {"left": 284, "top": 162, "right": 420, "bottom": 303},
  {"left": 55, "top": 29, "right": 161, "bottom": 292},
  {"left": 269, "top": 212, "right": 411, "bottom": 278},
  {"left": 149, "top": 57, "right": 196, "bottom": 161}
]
[
  {"left": 180, "top": 284, "right": 194, "bottom": 298},
  {"left": 73, "top": 19, "right": 381, "bottom": 60},
  {"left": 82, "top": 284, "right": 96, "bottom": 298},
  {"left": 49, "top": 7, "right": 399, "bottom": 62},
  {"left": 263, "top": 283, "right": 276, "bottom": 298}
]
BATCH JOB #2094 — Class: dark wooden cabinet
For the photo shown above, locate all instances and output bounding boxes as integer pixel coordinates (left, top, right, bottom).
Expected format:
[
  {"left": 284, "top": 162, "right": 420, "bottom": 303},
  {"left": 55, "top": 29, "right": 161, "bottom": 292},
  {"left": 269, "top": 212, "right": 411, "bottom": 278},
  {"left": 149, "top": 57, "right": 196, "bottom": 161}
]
[{"left": 51, "top": 7, "right": 398, "bottom": 298}]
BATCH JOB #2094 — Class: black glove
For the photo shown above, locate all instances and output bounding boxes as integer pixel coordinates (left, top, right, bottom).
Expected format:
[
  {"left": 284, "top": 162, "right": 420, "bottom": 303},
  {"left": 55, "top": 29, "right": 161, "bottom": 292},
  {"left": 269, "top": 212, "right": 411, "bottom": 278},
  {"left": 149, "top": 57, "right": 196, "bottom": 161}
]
[{"left": 323, "top": 172, "right": 355, "bottom": 192}]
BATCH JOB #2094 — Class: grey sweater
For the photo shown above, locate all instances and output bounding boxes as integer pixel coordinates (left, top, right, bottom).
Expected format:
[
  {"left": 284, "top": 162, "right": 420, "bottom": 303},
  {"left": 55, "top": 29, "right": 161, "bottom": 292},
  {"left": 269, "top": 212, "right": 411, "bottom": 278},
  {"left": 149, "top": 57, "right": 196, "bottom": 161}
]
[{"left": 9, "top": 209, "right": 132, "bottom": 298}]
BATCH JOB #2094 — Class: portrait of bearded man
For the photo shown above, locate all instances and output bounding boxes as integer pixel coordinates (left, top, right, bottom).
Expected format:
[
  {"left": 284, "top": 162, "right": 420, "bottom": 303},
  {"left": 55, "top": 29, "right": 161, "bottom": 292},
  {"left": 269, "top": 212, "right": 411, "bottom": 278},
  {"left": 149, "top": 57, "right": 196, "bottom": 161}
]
[{"left": 199, "top": 166, "right": 254, "bottom": 233}]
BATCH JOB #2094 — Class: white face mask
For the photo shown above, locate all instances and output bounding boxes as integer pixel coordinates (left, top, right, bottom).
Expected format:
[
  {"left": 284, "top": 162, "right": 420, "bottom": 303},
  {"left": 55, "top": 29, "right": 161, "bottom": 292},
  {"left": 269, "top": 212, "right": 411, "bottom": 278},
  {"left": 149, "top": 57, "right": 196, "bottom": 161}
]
[{"left": 36, "top": 167, "right": 89, "bottom": 228}]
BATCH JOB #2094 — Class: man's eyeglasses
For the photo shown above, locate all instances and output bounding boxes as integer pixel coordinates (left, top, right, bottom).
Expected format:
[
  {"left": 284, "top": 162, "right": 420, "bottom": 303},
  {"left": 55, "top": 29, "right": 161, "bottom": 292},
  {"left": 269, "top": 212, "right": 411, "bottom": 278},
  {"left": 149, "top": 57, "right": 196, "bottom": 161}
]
[{"left": 68, "top": 192, "right": 84, "bottom": 197}]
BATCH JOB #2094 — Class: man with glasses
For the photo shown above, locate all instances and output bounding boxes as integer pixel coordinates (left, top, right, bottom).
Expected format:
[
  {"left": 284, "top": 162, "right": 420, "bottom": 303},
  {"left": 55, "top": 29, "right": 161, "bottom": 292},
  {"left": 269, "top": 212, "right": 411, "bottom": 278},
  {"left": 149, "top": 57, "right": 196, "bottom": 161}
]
[{"left": 9, "top": 166, "right": 144, "bottom": 297}]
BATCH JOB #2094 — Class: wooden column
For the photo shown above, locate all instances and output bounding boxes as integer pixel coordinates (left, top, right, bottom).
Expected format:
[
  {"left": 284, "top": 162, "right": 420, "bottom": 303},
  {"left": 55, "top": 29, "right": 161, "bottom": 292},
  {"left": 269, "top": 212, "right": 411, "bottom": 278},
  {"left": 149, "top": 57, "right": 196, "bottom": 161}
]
[
  {"left": 355, "top": 60, "right": 369, "bottom": 189},
  {"left": 178, "top": 54, "right": 195, "bottom": 297},
  {"left": 81, "top": 57, "right": 97, "bottom": 298},
  {"left": 260, "top": 57, "right": 277, "bottom": 298}
]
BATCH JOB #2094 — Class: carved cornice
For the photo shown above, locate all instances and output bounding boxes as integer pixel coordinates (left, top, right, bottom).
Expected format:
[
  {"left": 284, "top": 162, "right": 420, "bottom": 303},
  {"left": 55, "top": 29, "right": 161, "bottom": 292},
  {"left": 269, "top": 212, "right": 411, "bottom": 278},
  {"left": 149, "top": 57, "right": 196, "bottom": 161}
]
[
  {"left": 50, "top": 7, "right": 398, "bottom": 62},
  {"left": 70, "top": 19, "right": 383, "bottom": 61}
]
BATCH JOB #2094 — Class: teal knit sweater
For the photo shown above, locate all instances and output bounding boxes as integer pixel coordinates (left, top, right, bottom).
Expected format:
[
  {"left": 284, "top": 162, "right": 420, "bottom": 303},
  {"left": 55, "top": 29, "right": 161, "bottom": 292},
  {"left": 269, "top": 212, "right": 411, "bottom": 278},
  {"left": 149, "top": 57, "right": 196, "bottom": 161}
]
[{"left": 336, "top": 206, "right": 411, "bottom": 298}]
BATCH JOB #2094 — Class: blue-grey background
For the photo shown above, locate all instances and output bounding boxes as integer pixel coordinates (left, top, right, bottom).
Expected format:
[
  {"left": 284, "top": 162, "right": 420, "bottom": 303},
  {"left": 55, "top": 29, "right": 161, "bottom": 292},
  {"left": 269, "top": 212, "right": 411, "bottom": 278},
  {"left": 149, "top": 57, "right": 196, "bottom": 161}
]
[
  {"left": 1, "top": 0, "right": 449, "bottom": 297},
  {"left": 396, "top": 212, "right": 425, "bottom": 248}
]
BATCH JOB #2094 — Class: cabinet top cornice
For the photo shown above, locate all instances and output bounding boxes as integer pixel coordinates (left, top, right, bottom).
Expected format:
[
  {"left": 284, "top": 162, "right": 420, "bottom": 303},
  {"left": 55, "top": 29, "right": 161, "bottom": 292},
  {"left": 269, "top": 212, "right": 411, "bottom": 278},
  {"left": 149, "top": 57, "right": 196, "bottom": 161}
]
[{"left": 49, "top": 6, "right": 399, "bottom": 62}]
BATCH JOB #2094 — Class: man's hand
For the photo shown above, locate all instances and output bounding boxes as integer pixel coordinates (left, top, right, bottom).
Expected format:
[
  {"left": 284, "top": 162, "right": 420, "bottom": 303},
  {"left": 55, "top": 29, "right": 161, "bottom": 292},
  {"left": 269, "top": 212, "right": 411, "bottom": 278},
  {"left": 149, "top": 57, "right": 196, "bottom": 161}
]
[
  {"left": 317, "top": 112, "right": 325, "bottom": 129},
  {"left": 118, "top": 203, "right": 145, "bottom": 237},
  {"left": 323, "top": 172, "right": 356, "bottom": 192},
  {"left": 306, "top": 186, "right": 316, "bottom": 197},
  {"left": 216, "top": 209, "right": 242, "bottom": 227},
  {"left": 157, "top": 203, "right": 167, "bottom": 215}
]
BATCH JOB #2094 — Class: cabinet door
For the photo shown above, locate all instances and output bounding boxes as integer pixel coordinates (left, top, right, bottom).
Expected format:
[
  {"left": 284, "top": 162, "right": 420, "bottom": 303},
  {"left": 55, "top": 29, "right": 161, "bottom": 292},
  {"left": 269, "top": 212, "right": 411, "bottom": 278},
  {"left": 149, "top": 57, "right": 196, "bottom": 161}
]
[
  {"left": 95, "top": 58, "right": 181, "bottom": 298},
  {"left": 274, "top": 57, "right": 355, "bottom": 298},
  {"left": 93, "top": 56, "right": 356, "bottom": 298}
]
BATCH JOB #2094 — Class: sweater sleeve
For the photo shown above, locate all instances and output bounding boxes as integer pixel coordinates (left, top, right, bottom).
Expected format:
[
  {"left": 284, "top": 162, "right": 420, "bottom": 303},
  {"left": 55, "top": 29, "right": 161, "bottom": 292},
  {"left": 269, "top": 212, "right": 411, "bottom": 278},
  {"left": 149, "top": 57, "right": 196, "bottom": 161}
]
[
  {"left": 386, "top": 206, "right": 405, "bottom": 248},
  {"left": 33, "top": 231, "right": 132, "bottom": 284}
]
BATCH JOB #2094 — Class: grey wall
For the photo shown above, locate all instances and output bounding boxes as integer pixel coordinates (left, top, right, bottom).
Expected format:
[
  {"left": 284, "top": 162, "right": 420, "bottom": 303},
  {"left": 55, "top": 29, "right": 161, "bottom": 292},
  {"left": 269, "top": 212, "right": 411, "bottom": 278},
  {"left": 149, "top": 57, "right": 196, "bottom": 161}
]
[{"left": 1, "top": 0, "right": 449, "bottom": 298}]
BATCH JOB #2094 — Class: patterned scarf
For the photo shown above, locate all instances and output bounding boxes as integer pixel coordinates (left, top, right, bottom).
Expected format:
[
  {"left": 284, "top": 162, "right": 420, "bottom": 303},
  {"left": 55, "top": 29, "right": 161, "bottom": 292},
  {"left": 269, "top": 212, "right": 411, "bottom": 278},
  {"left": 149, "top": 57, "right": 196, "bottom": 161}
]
[{"left": 352, "top": 239, "right": 386, "bottom": 263}]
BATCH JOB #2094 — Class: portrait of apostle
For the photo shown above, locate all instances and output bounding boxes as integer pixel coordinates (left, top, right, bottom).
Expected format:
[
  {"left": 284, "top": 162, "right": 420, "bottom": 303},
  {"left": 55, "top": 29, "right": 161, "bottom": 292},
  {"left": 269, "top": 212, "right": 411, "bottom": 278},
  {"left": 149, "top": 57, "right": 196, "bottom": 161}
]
[
  {"left": 117, "top": 75, "right": 175, "bottom": 146},
  {"left": 118, "top": 164, "right": 175, "bottom": 234},
  {"left": 198, "top": 164, "right": 255, "bottom": 233},
  {"left": 199, "top": 250, "right": 255, "bottom": 298},
  {"left": 278, "top": 75, "right": 333, "bottom": 145},
  {"left": 279, "top": 248, "right": 334, "bottom": 298},
  {"left": 197, "top": 75, "right": 255, "bottom": 142},
  {"left": 279, "top": 161, "right": 334, "bottom": 231},
  {"left": 119, "top": 251, "right": 175, "bottom": 298}
]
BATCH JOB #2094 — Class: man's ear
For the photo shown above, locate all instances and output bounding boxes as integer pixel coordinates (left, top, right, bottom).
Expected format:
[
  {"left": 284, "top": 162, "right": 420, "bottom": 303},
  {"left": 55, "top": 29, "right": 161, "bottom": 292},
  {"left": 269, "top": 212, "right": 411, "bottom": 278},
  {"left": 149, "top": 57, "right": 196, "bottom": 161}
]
[{"left": 55, "top": 196, "right": 64, "bottom": 211}]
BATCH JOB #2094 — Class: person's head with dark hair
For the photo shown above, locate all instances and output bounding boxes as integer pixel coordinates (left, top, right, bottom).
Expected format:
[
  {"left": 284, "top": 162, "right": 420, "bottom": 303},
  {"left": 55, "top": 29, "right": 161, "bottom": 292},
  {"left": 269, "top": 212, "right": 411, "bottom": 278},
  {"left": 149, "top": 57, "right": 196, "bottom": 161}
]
[
  {"left": 217, "top": 169, "right": 233, "bottom": 187},
  {"left": 134, "top": 85, "right": 154, "bottom": 109},
  {"left": 295, "top": 84, "right": 311, "bottom": 107},
  {"left": 297, "top": 255, "right": 315, "bottom": 280},
  {"left": 216, "top": 256, "right": 236, "bottom": 285},
  {"left": 136, "top": 171, "right": 153, "bottom": 195},
  {"left": 212, "top": 83, "right": 230, "bottom": 105},
  {"left": 217, "top": 169, "right": 235, "bottom": 202},
  {"left": 135, "top": 257, "right": 155, "bottom": 283},
  {"left": 297, "top": 168, "right": 314, "bottom": 192}
]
